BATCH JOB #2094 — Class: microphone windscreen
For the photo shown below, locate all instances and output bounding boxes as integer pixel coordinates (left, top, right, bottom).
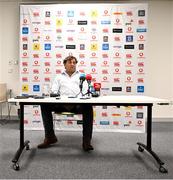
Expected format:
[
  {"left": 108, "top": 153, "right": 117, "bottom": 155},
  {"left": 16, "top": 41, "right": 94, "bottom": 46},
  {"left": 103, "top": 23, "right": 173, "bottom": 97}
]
[
  {"left": 94, "top": 83, "right": 101, "bottom": 90},
  {"left": 86, "top": 74, "right": 92, "bottom": 80},
  {"left": 79, "top": 73, "right": 86, "bottom": 81}
]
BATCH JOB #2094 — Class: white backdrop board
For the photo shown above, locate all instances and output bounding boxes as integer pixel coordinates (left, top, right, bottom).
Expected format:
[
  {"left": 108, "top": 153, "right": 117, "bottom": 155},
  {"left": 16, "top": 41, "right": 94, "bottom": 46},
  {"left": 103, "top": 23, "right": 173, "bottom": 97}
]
[{"left": 20, "top": 3, "right": 148, "bottom": 132}]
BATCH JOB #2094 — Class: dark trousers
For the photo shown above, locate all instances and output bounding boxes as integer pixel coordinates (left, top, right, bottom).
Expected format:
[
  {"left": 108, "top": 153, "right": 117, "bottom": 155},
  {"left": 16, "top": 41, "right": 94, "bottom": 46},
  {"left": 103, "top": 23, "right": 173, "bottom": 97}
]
[{"left": 41, "top": 104, "right": 93, "bottom": 141}]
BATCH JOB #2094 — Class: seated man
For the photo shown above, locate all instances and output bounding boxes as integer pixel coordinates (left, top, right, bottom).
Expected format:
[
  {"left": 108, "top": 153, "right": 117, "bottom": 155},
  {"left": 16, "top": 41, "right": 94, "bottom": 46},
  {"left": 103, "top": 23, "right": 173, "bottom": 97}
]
[{"left": 38, "top": 55, "right": 94, "bottom": 151}]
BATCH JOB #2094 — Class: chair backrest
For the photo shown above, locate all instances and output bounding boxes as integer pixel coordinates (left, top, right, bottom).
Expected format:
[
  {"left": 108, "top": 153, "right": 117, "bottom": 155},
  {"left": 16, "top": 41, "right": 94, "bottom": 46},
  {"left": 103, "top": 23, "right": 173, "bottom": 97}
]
[
  {"left": 53, "top": 112, "right": 82, "bottom": 121},
  {"left": 0, "top": 83, "right": 7, "bottom": 102}
]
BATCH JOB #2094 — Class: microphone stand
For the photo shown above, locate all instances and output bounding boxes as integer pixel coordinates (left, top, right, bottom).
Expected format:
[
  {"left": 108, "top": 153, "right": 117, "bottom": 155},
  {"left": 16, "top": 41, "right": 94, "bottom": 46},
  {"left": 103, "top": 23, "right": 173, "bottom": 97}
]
[
  {"left": 83, "top": 81, "right": 92, "bottom": 98},
  {"left": 76, "top": 80, "right": 85, "bottom": 98}
]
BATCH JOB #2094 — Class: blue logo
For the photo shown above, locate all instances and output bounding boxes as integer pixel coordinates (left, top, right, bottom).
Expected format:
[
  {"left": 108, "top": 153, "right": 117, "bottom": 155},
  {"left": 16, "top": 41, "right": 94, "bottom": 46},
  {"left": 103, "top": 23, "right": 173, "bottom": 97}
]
[
  {"left": 136, "top": 28, "right": 147, "bottom": 32},
  {"left": 101, "top": 20, "right": 111, "bottom": 25},
  {"left": 67, "top": 10, "right": 74, "bottom": 17},
  {"left": 100, "top": 121, "right": 110, "bottom": 125},
  {"left": 101, "top": 88, "right": 110, "bottom": 91},
  {"left": 102, "top": 44, "right": 109, "bottom": 50},
  {"left": 44, "top": 44, "right": 51, "bottom": 50},
  {"left": 126, "top": 35, "right": 133, "bottom": 42},
  {"left": 33, "top": 85, "right": 40, "bottom": 92},
  {"left": 137, "top": 86, "right": 144, "bottom": 93},
  {"left": 22, "top": 27, "right": 29, "bottom": 34}
]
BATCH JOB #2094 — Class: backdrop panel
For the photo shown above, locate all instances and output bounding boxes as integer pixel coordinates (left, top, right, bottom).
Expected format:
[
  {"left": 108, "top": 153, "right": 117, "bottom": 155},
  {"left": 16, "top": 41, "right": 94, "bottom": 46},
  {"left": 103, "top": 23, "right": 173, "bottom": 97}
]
[{"left": 20, "top": 3, "right": 147, "bottom": 132}]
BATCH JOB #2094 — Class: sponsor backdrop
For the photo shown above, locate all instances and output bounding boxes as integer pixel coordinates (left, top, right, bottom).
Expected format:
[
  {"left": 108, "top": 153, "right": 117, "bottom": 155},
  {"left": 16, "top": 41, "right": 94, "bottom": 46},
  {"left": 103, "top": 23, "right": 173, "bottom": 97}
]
[{"left": 20, "top": 3, "right": 147, "bottom": 132}]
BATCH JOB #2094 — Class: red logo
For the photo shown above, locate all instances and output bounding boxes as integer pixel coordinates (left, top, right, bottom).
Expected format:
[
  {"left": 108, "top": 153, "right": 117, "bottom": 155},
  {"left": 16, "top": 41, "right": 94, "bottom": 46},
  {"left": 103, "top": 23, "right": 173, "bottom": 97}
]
[
  {"left": 115, "top": 18, "right": 120, "bottom": 23},
  {"left": 45, "top": 21, "right": 50, "bottom": 25},
  {"left": 33, "top": 12, "right": 39, "bottom": 17},
  {"left": 139, "top": 68, "right": 144, "bottom": 73},
  {"left": 91, "top": 52, "right": 96, "bottom": 57},
  {"left": 102, "top": 54, "right": 108, "bottom": 58},
  {"left": 34, "top": 60, "right": 39, "bottom": 65},
  {"left": 45, "top": 77, "right": 50, "bottom": 82},
  {"left": 34, "top": 27, "right": 39, "bottom": 32},
  {"left": 33, "top": 54, "right": 39, "bottom": 58},
  {"left": 91, "top": 68, "right": 96, "bottom": 73},
  {"left": 80, "top": 27, "right": 85, "bottom": 32},
  {"left": 103, "top": 61, "right": 108, "bottom": 66},
  {"left": 34, "top": 76, "right": 39, "bottom": 80},
  {"left": 102, "top": 69, "right": 108, "bottom": 74},
  {"left": 102, "top": 28, "right": 109, "bottom": 33},
  {"left": 138, "top": 20, "right": 144, "bottom": 25},
  {"left": 22, "top": 37, "right": 28, "bottom": 41},
  {"left": 33, "top": 69, "right": 39, "bottom": 74},
  {"left": 102, "top": 112, "right": 108, "bottom": 117},
  {"left": 22, "top": 62, "right": 28, "bottom": 66},
  {"left": 45, "top": 35, "right": 50, "bottom": 40},
  {"left": 126, "top": 54, "right": 132, "bottom": 58},
  {"left": 45, "top": 52, "right": 51, "bottom": 58},
  {"left": 91, "top": 62, "right": 96, "bottom": 66},
  {"left": 126, "top": 61, "right": 132, "bottom": 66},
  {"left": 56, "top": 60, "right": 62, "bottom": 65},
  {"left": 139, "top": 35, "right": 144, "bottom": 40},
  {"left": 126, "top": 11, "right": 133, "bottom": 16},
  {"left": 23, "top": 19, "right": 28, "bottom": 24},
  {"left": 91, "top": 21, "right": 97, "bottom": 25},
  {"left": 56, "top": 69, "right": 62, "bottom": 74},
  {"left": 115, "top": 52, "right": 120, "bottom": 58},
  {"left": 138, "top": 78, "right": 144, "bottom": 83},
  {"left": 22, "top": 77, "right": 28, "bottom": 82},
  {"left": 80, "top": 61, "right": 85, "bottom": 65},
  {"left": 80, "top": 12, "right": 85, "bottom": 16},
  {"left": 45, "top": 62, "right": 50, "bottom": 66},
  {"left": 127, "top": 27, "right": 132, "bottom": 32},
  {"left": 126, "top": 70, "right": 132, "bottom": 74},
  {"left": 115, "top": 68, "right": 120, "bottom": 73},
  {"left": 56, "top": 54, "right": 62, "bottom": 58},
  {"left": 126, "top": 76, "right": 132, "bottom": 82},
  {"left": 103, "top": 76, "right": 108, "bottom": 81},
  {"left": 138, "top": 62, "right": 144, "bottom": 67},
  {"left": 114, "top": 62, "right": 120, "bottom": 67},
  {"left": 104, "top": 10, "right": 109, "bottom": 15},
  {"left": 45, "top": 68, "right": 50, "bottom": 72},
  {"left": 92, "top": 78, "right": 96, "bottom": 82},
  {"left": 56, "top": 29, "right": 62, "bottom": 33},
  {"left": 79, "top": 54, "right": 85, "bottom": 58},
  {"left": 114, "top": 36, "right": 120, "bottom": 41},
  {"left": 23, "top": 52, "right": 28, "bottom": 57},
  {"left": 114, "top": 78, "right": 120, "bottom": 83}
]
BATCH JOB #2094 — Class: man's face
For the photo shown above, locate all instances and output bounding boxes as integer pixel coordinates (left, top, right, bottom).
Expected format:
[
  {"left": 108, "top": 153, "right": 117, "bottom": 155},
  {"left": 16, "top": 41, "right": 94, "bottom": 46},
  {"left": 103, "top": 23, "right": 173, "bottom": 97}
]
[{"left": 64, "top": 59, "right": 77, "bottom": 74}]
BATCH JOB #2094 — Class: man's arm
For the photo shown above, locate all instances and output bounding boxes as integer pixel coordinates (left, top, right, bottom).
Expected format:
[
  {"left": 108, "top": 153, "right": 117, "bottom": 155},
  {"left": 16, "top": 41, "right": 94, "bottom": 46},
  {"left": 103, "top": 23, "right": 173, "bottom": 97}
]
[{"left": 51, "top": 75, "right": 60, "bottom": 94}]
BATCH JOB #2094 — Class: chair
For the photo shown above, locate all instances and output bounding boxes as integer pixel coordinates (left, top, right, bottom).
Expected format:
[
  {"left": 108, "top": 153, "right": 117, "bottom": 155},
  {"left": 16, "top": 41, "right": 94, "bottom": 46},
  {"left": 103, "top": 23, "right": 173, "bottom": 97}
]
[
  {"left": 0, "top": 83, "right": 10, "bottom": 120},
  {"left": 53, "top": 112, "right": 83, "bottom": 131}
]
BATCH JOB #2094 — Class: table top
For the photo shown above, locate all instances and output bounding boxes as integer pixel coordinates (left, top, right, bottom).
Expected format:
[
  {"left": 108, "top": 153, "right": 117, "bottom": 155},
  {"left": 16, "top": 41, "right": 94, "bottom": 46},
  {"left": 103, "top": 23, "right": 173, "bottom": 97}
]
[{"left": 8, "top": 95, "right": 170, "bottom": 105}]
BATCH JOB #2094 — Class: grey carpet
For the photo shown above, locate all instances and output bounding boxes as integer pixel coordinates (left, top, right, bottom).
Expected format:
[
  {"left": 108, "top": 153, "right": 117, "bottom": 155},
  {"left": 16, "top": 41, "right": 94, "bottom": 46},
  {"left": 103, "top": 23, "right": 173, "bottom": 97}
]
[{"left": 0, "top": 120, "right": 173, "bottom": 179}]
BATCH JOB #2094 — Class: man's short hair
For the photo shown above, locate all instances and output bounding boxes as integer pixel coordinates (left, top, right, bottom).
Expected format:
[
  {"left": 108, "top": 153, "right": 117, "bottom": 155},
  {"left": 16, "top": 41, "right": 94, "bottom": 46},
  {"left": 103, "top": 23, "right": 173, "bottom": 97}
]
[{"left": 63, "top": 56, "right": 78, "bottom": 64}]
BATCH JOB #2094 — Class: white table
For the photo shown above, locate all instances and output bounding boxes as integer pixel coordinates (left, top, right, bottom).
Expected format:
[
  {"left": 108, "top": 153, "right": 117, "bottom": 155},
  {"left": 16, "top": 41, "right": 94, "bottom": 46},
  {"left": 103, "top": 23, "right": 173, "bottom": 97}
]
[{"left": 8, "top": 95, "right": 170, "bottom": 172}]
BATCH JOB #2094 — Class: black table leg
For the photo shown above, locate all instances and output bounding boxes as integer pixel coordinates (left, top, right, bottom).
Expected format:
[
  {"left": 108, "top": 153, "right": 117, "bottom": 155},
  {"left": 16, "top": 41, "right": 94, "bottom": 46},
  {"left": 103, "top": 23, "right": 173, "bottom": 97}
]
[
  {"left": 12, "top": 103, "right": 30, "bottom": 171},
  {"left": 137, "top": 104, "right": 168, "bottom": 173}
]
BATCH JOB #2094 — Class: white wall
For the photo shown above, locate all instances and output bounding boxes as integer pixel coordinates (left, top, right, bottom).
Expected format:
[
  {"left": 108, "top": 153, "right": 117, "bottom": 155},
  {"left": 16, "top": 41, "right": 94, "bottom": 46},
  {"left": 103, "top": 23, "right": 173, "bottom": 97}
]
[
  {"left": 0, "top": 1, "right": 20, "bottom": 95},
  {"left": 172, "top": 1, "right": 173, "bottom": 105},
  {"left": 0, "top": 0, "right": 173, "bottom": 119},
  {"left": 0, "top": 3, "right": 2, "bottom": 81},
  {"left": 147, "top": 0, "right": 173, "bottom": 119}
]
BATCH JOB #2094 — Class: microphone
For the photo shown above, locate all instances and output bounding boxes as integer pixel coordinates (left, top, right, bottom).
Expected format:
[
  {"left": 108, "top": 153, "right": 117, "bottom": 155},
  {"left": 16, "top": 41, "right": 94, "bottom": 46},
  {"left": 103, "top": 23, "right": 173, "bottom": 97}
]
[
  {"left": 86, "top": 74, "right": 92, "bottom": 85},
  {"left": 79, "top": 73, "right": 86, "bottom": 92},
  {"left": 85, "top": 74, "right": 92, "bottom": 96},
  {"left": 93, "top": 83, "right": 101, "bottom": 96},
  {"left": 93, "top": 83, "right": 101, "bottom": 91}
]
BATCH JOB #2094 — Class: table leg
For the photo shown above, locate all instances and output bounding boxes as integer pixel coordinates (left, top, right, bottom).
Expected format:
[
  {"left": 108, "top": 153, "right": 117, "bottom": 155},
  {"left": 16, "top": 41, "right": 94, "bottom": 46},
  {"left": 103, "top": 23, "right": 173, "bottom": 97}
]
[
  {"left": 137, "top": 104, "right": 168, "bottom": 173},
  {"left": 11, "top": 103, "right": 30, "bottom": 171}
]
